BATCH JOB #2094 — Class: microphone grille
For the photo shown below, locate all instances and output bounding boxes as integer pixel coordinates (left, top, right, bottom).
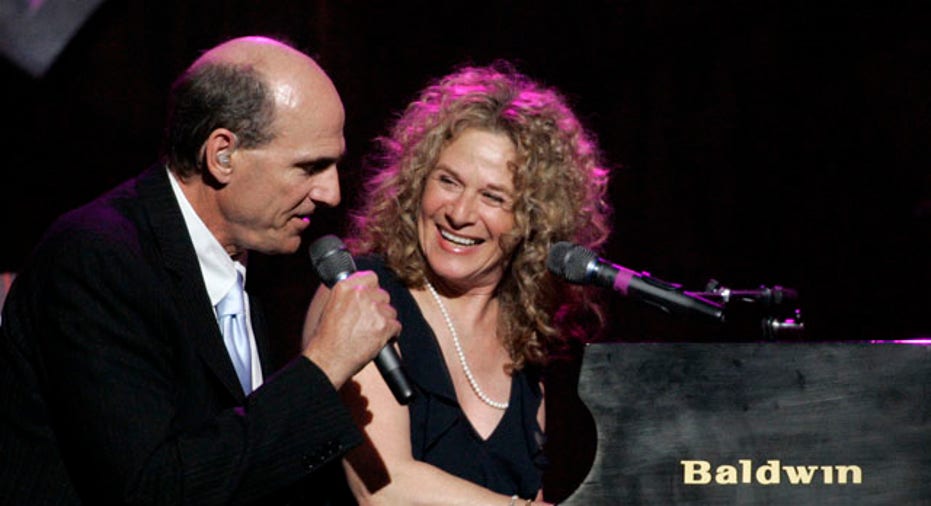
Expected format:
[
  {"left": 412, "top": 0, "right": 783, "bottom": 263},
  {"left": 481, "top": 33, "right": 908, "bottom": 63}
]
[
  {"left": 308, "top": 235, "right": 356, "bottom": 287},
  {"left": 547, "top": 241, "right": 596, "bottom": 284},
  {"left": 546, "top": 242, "right": 572, "bottom": 277}
]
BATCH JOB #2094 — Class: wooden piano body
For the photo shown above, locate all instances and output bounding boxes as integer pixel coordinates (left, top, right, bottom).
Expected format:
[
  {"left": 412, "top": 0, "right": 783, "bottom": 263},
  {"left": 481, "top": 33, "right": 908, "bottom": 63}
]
[{"left": 554, "top": 342, "right": 931, "bottom": 505}]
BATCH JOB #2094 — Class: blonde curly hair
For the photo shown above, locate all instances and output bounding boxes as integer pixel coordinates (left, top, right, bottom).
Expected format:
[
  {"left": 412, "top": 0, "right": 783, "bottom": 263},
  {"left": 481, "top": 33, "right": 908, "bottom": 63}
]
[{"left": 348, "top": 61, "right": 612, "bottom": 369}]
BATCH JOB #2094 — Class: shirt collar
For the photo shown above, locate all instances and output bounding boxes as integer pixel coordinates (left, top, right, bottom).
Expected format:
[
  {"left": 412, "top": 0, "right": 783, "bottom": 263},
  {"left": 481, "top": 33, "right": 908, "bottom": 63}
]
[{"left": 167, "top": 167, "right": 246, "bottom": 306}]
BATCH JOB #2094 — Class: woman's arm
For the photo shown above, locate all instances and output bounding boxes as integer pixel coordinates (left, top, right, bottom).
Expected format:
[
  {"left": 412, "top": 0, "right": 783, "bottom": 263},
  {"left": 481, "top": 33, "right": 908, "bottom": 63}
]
[
  {"left": 305, "top": 286, "right": 548, "bottom": 506},
  {"left": 342, "top": 360, "right": 546, "bottom": 506}
]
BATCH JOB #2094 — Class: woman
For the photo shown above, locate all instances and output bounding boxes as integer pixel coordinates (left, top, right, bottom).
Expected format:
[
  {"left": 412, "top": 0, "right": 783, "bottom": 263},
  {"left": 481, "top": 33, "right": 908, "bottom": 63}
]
[{"left": 305, "top": 62, "right": 611, "bottom": 505}]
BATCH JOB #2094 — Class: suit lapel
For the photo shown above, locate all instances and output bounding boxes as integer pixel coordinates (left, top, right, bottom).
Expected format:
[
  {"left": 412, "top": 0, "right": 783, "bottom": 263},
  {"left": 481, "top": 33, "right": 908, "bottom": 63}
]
[
  {"left": 136, "top": 165, "right": 246, "bottom": 401},
  {"left": 247, "top": 295, "right": 275, "bottom": 377}
]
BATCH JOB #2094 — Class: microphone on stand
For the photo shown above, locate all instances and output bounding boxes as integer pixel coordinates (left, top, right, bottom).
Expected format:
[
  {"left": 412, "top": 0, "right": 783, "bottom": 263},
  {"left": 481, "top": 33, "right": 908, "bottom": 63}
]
[
  {"left": 546, "top": 241, "right": 725, "bottom": 323},
  {"left": 309, "top": 235, "right": 415, "bottom": 405}
]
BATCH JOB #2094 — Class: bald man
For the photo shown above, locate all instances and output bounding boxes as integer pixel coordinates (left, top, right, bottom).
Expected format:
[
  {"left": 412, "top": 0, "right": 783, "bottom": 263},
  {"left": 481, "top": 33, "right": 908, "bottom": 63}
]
[{"left": 0, "top": 36, "right": 399, "bottom": 505}]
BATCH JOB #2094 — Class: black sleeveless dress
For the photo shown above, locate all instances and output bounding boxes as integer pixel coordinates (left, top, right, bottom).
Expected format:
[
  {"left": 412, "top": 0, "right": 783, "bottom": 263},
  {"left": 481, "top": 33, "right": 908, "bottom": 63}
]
[{"left": 356, "top": 256, "right": 546, "bottom": 498}]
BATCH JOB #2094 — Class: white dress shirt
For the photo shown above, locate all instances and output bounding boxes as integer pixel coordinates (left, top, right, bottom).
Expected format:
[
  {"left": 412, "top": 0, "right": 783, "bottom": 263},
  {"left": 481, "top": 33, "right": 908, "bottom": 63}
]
[{"left": 167, "top": 167, "right": 263, "bottom": 392}]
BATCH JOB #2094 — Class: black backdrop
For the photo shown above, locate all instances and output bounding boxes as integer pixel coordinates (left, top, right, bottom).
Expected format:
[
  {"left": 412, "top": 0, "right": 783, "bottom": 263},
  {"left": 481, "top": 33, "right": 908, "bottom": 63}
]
[{"left": 2, "top": 1, "right": 929, "bottom": 352}]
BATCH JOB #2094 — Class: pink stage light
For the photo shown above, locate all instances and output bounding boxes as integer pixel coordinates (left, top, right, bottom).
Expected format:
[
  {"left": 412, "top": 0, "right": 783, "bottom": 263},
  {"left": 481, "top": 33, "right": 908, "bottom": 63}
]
[{"left": 870, "top": 339, "right": 931, "bottom": 345}]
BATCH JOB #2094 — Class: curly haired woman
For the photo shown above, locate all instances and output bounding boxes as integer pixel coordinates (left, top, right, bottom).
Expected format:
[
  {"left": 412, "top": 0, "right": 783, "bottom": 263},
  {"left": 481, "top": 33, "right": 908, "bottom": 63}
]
[{"left": 305, "top": 61, "right": 612, "bottom": 505}]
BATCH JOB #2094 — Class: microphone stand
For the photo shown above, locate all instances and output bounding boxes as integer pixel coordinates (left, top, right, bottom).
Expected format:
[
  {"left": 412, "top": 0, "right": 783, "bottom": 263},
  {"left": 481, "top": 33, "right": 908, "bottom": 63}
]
[{"left": 694, "top": 279, "right": 805, "bottom": 340}]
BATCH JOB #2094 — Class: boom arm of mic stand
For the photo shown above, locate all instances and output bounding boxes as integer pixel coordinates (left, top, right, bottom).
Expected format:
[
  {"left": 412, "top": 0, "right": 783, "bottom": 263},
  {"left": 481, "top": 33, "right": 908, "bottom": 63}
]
[{"left": 695, "top": 280, "right": 805, "bottom": 339}]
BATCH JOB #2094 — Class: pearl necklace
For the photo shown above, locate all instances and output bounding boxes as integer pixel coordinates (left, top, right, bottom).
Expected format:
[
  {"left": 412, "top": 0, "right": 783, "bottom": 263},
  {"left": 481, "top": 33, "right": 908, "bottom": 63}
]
[{"left": 424, "top": 281, "right": 509, "bottom": 410}]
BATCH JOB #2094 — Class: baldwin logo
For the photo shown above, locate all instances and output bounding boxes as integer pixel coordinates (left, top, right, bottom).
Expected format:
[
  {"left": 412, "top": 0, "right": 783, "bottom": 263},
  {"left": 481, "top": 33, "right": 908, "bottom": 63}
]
[{"left": 681, "top": 459, "right": 863, "bottom": 485}]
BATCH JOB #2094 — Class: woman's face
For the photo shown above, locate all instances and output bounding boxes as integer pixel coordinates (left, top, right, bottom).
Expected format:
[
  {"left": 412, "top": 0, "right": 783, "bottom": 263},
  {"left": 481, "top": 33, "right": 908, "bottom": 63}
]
[{"left": 417, "top": 128, "right": 517, "bottom": 293}]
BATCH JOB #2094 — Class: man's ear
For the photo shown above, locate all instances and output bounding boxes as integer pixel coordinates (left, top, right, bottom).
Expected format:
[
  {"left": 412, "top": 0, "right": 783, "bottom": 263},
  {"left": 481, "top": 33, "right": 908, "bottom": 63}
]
[{"left": 203, "top": 128, "right": 238, "bottom": 184}]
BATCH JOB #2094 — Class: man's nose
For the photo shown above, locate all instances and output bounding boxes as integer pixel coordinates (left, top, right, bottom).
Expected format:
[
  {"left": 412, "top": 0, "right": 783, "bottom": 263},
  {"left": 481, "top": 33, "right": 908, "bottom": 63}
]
[{"left": 310, "top": 166, "right": 341, "bottom": 207}]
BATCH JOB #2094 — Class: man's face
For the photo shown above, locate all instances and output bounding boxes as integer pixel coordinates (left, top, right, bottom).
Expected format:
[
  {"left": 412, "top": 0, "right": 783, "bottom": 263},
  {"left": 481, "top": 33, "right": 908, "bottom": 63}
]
[{"left": 219, "top": 84, "right": 345, "bottom": 257}]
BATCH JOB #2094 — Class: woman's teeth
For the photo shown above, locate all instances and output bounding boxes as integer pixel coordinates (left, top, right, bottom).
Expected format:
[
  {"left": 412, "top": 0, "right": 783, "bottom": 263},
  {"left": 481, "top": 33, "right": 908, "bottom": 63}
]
[{"left": 440, "top": 229, "right": 479, "bottom": 246}]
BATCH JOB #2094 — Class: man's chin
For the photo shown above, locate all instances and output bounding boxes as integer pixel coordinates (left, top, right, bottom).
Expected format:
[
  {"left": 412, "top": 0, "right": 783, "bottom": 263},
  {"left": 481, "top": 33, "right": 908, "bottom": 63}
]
[
  {"left": 281, "top": 238, "right": 302, "bottom": 255},
  {"left": 255, "top": 235, "right": 302, "bottom": 256}
]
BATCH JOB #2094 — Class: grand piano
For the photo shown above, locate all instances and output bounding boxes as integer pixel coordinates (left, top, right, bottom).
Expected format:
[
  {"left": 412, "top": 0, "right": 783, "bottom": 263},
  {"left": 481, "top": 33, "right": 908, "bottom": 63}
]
[{"left": 549, "top": 341, "right": 931, "bottom": 505}]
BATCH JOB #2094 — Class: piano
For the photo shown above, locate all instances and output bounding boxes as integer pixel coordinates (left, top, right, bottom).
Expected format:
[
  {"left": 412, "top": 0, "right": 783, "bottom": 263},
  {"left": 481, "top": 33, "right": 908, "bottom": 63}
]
[{"left": 549, "top": 341, "right": 931, "bottom": 505}]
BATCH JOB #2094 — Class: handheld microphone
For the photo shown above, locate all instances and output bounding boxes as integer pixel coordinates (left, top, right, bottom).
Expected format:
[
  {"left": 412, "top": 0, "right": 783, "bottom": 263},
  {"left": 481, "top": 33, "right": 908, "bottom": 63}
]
[
  {"left": 546, "top": 241, "right": 725, "bottom": 323},
  {"left": 309, "top": 235, "right": 415, "bottom": 405}
]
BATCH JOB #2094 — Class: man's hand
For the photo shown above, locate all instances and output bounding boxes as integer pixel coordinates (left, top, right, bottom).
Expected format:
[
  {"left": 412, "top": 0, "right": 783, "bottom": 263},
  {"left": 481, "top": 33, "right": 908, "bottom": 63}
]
[{"left": 302, "top": 271, "right": 401, "bottom": 389}]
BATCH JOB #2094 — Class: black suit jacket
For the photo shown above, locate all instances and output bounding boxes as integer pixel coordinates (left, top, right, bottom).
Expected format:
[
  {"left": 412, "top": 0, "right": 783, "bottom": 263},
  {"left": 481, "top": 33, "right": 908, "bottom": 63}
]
[{"left": 0, "top": 165, "right": 361, "bottom": 505}]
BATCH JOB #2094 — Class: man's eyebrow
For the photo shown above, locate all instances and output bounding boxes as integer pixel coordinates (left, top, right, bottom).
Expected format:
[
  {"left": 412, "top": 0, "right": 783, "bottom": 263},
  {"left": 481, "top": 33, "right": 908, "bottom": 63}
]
[{"left": 298, "top": 154, "right": 343, "bottom": 174}]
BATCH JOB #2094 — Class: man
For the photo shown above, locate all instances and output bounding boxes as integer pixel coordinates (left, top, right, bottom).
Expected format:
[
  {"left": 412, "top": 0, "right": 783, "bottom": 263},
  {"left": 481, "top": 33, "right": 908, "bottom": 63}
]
[{"left": 0, "top": 36, "right": 400, "bottom": 504}]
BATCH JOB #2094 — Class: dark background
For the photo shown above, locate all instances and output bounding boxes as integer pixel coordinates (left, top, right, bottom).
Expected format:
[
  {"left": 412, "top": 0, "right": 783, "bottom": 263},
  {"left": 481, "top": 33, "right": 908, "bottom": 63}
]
[{"left": 2, "top": 1, "right": 929, "bottom": 345}]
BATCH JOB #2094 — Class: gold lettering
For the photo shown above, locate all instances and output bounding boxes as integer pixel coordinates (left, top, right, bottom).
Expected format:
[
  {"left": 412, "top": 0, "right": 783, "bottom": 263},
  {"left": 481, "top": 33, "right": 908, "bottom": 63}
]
[
  {"left": 756, "top": 460, "right": 780, "bottom": 485},
  {"left": 820, "top": 465, "right": 834, "bottom": 484},
  {"left": 681, "top": 460, "right": 863, "bottom": 486},
  {"left": 783, "top": 465, "right": 819, "bottom": 484},
  {"left": 739, "top": 459, "right": 752, "bottom": 483},
  {"left": 716, "top": 465, "right": 738, "bottom": 484},
  {"left": 681, "top": 460, "right": 712, "bottom": 485},
  {"left": 835, "top": 465, "right": 862, "bottom": 484}
]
